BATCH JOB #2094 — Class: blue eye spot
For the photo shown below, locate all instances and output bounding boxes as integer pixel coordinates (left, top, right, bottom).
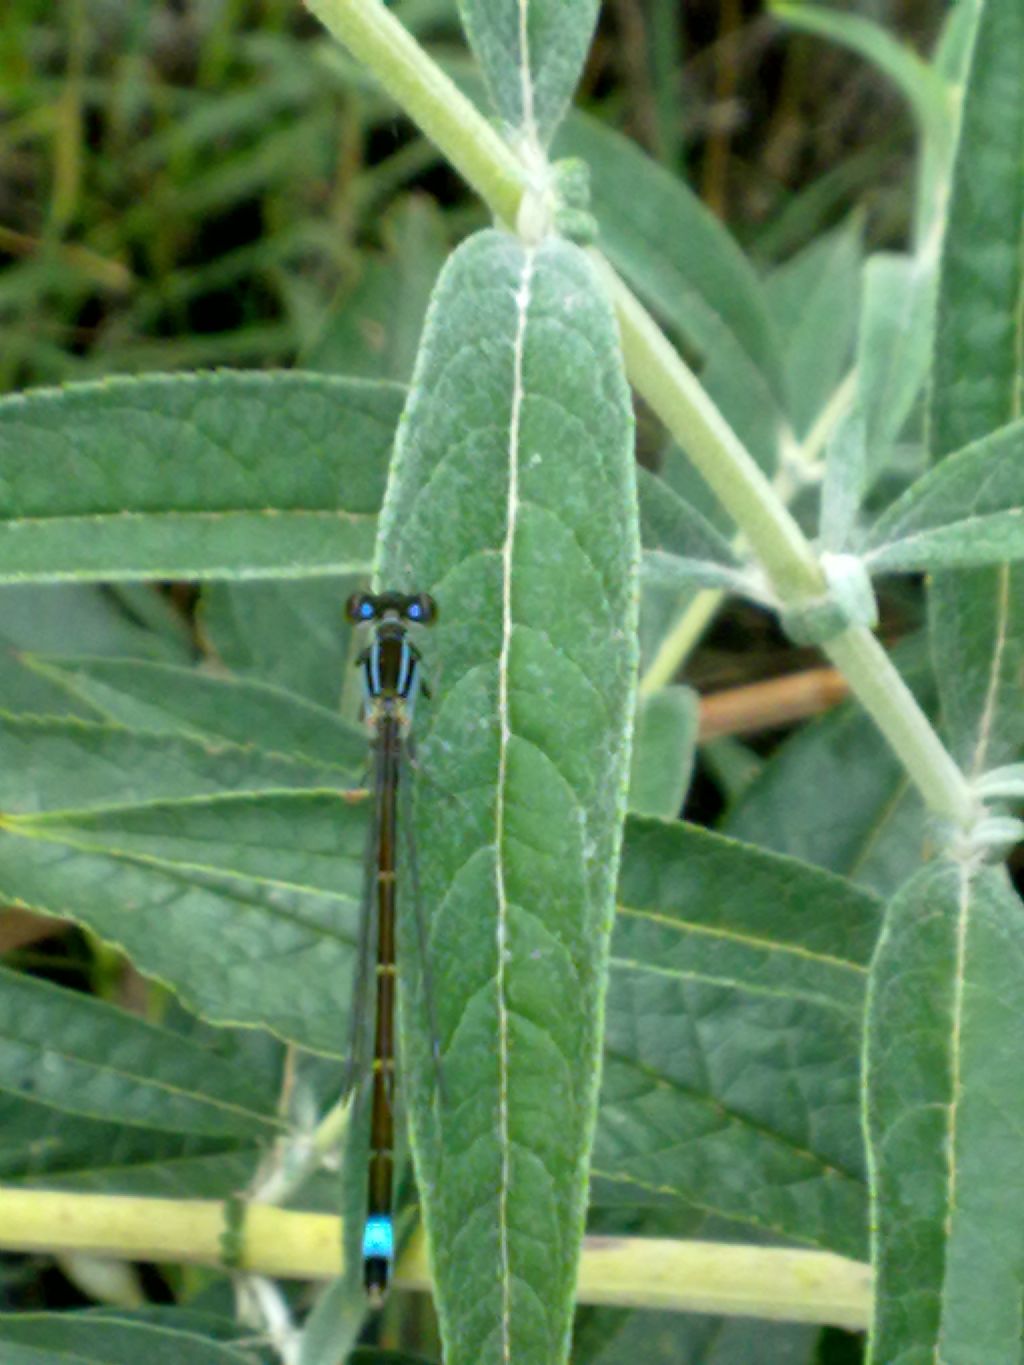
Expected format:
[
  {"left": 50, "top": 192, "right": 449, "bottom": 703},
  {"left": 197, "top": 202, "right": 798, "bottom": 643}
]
[
  {"left": 358, "top": 600, "right": 374, "bottom": 620},
  {"left": 407, "top": 603, "right": 422, "bottom": 620}
]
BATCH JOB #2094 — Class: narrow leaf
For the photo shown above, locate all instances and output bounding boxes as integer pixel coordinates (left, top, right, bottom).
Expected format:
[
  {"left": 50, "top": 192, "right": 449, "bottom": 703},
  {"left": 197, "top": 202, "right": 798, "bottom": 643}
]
[
  {"left": 627, "top": 686, "right": 698, "bottom": 818},
  {"left": 200, "top": 577, "right": 356, "bottom": 708},
  {"left": 637, "top": 468, "right": 756, "bottom": 597},
  {"left": 555, "top": 114, "right": 783, "bottom": 399},
  {"left": 0, "top": 720, "right": 363, "bottom": 1051},
  {"left": 457, "top": 0, "right": 598, "bottom": 147},
  {"left": 28, "top": 656, "right": 365, "bottom": 777},
  {"left": 764, "top": 218, "right": 862, "bottom": 439},
  {"left": 927, "top": 0, "right": 1024, "bottom": 770},
  {"left": 0, "top": 1315, "right": 255, "bottom": 1365},
  {"left": 378, "top": 229, "right": 638, "bottom": 1365},
  {"left": 867, "top": 419, "right": 1024, "bottom": 572},
  {"left": 0, "top": 373, "right": 399, "bottom": 581},
  {"left": 856, "top": 252, "right": 936, "bottom": 472},
  {"left": 865, "top": 861, "right": 1024, "bottom": 1363},
  {"left": 597, "top": 818, "right": 877, "bottom": 1257},
  {"left": 0, "top": 967, "right": 277, "bottom": 1137}
]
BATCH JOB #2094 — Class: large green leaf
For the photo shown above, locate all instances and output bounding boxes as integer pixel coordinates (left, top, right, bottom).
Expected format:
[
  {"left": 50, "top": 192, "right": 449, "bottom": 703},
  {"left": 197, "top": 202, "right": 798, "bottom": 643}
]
[
  {"left": 581, "top": 1306, "right": 820, "bottom": 1365},
  {"left": 864, "top": 862, "right": 1024, "bottom": 1363},
  {"left": 199, "top": 576, "right": 359, "bottom": 709},
  {"left": 0, "top": 1315, "right": 255, "bottom": 1365},
  {"left": 0, "top": 372, "right": 400, "bottom": 582},
  {"left": 377, "top": 229, "right": 638, "bottom": 1365},
  {"left": 27, "top": 655, "right": 365, "bottom": 777},
  {"left": 867, "top": 419, "right": 1024, "bottom": 572},
  {"left": 0, "top": 1090, "right": 239, "bottom": 1194},
  {"left": 927, "top": 0, "right": 1024, "bottom": 770},
  {"left": 457, "top": 0, "right": 598, "bottom": 147},
  {"left": 596, "top": 818, "right": 875, "bottom": 1259},
  {"left": 0, "top": 719, "right": 364, "bottom": 1052},
  {"left": 0, "top": 966, "right": 277, "bottom": 1137}
]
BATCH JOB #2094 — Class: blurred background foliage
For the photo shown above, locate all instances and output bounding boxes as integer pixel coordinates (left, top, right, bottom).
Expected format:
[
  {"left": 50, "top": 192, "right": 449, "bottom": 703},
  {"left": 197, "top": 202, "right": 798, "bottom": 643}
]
[{"left": 1, "top": 0, "right": 946, "bottom": 394}]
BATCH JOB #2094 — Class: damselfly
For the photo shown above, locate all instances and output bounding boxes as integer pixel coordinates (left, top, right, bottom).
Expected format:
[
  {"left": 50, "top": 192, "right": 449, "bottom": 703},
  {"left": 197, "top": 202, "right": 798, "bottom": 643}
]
[{"left": 345, "top": 588, "right": 437, "bottom": 1305}]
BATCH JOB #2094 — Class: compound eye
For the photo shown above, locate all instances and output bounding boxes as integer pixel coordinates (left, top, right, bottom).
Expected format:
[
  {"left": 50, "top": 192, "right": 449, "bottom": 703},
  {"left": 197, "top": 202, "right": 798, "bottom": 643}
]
[
  {"left": 345, "top": 592, "right": 377, "bottom": 623},
  {"left": 405, "top": 594, "right": 437, "bottom": 625}
]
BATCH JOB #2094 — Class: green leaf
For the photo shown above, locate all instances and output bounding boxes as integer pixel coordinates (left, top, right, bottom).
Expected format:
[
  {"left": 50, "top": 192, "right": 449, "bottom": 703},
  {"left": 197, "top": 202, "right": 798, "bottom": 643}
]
[
  {"left": 0, "top": 1315, "right": 255, "bottom": 1365},
  {"left": 457, "top": 0, "right": 598, "bottom": 147},
  {"left": 0, "top": 372, "right": 400, "bottom": 582},
  {"left": 597, "top": 818, "right": 876, "bottom": 1257},
  {"left": 638, "top": 467, "right": 755, "bottom": 597},
  {"left": 302, "top": 196, "right": 449, "bottom": 382},
  {"left": 725, "top": 671, "right": 930, "bottom": 900},
  {"left": 27, "top": 656, "right": 365, "bottom": 777},
  {"left": 927, "top": 0, "right": 1024, "bottom": 770},
  {"left": 581, "top": 1307, "right": 820, "bottom": 1365},
  {"left": 627, "top": 686, "right": 698, "bottom": 818},
  {"left": 0, "top": 719, "right": 363, "bottom": 1051},
  {"left": 864, "top": 862, "right": 1024, "bottom": 1363},
  {"left": 819, "top": 407, "right": 866, "bottom": 553},
  {"left": 866, "top": 419, "right": 1024, "bottom": 572},
  {"left": 0, "top": 966, "right": 277, "bottom": 1137},
  {"left": 764, "top": 217, "right": 862, "bottom": 439},
  {"left": 378, "top": 229, "right": 638, "bottom": 1365},
  {"left": 200, "top": 577, "right": 357, "bottom": 709},
  {"left": 855, "top": 252, "right": 936, "bottom": 474},
  {"left": 555, "top": 114, "right": 783, "bottom": 399},
  {"left": 0, "top": 1091, "right": 242, "bottom": 1194}
]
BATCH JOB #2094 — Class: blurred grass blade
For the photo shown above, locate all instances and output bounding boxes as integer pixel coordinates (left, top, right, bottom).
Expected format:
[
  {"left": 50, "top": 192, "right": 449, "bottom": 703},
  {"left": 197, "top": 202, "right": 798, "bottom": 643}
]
[
  {"left": 378, "top": 229, "right": 638, "bottom": 1365},
  {"left": 865, "top": 862, "right": 1024, "bottom": 1362},
  {"left": 0, "top": 373, "right": 401, "bottom": 582},
  {"left": 770, "top": 3, "right": 952, "bottom": 163},
  {"left": 457, "top": 0, "right": 598, "bottom": 147}
]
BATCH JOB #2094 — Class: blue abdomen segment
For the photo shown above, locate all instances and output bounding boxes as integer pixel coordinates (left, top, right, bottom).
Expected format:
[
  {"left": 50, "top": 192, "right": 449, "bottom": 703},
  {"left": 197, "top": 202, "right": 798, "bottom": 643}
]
[
  {"left": 362, "top": 1214, "right": 394, "bottom": 1263},
  {"left": 362, "top": 1213, "right": 395, "bottom": 1302}
]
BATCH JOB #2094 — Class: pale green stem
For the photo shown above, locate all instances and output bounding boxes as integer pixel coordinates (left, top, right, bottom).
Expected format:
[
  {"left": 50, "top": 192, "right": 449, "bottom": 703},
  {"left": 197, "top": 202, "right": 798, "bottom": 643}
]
[
  {"left": 302, "top": 0, "right": 977, "bottom": 828},
  {"left": 0, "top": 1187, "right": 870, "bottom": 1328},
  {"left": 824, "top": 625, "right": 975, "bottom": 825},
  {"left": 303, "top": 0, "right": 524, "bottom": 223},
  {"left": 596, "top": 256, "right": 825, "bottom": 602},
  {"left": 640, "top": 588, "right": 722, "bottom": 696}
]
